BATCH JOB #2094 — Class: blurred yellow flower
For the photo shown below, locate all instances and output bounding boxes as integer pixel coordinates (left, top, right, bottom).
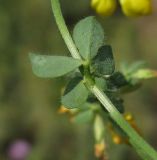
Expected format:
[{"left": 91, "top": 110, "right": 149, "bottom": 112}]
[
  {"left": 112, "top": 134, "right": 123, "bottom": 144},
  {"left": 124, "top": 113, "right": 142, "bottom": 135},
  {"left": 91, "top": 0, "right": 117, "bottom": 16},
  {"left": 58, "top": 105, "right": 70, "bottom": 114},
  {"left": 119, "top": 0, "right": 152, "bottom": 17},
  {"left": 124, "top": 113, "right": 134, "bottom": 121},
  {"left": 94, "top": 142, "right": 106, "bottom": 158},
  {"left": 109, "top": 113, "right": 141, "bottom": 145},
  {"left": 91, "top": 0, "right": 152, "bottom": 17}
]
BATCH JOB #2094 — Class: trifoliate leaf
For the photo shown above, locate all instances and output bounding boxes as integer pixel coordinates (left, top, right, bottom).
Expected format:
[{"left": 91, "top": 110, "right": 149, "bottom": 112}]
[
  {"left": 73, "top": 16, "right": 105, "bottom": 60},
  {"left": 29, "top": 53, "right": 82, "bottom": 78},
  {"left": 73, "top": 110, "right": 94, "bottom": 124},
  {"left": 61, "top": 81, "right": 89, "bottom": 109},
  {"left": 91, "top": 45, "right": 115, "bottom": 76}
]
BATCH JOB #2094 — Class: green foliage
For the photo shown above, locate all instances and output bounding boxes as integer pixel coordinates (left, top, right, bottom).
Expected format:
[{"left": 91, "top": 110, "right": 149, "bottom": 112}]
[
  {"left": 121, "top": 61, "right": 147, "bottom": 76},
  {"left": 29, "top": 13, "right": 155, "bottom": 134},
  {"left": 61, "top": 80, "right": 89, "bottom": 108},
  {"left": 29, "top": 53, "right": 82, "bottom": 78},
  {"left": 63, "top": 76, "right": 82, "bottom": 95},
  {"left": 120, "top": 61, "right": 157, "bottom": 93},
  {"left": 107, "top": 72, "right": 128, "bottom": 89},
  {"left": 107, "top": 93, "right": 124, "bottom": 113},
  {"left": 94, "top": 115, "right": 105, "bottom": 143},
  {"left": 131, "top": 69, "right": 157, "bottom": 80},
  {"left": 73, "top": 110, "right": 94, "bottom": 124},
  {"left": 31, "top": 1, "right": 157, "bottom": 158},
  {"left": 91, "top": 45, "right": 115, "bottom": 76},
  {"left": 73, "top": 16, "right": 105, "bottom": 60},
  {"left": 95, "top": 77, "right": 107, "bottom": 90}
]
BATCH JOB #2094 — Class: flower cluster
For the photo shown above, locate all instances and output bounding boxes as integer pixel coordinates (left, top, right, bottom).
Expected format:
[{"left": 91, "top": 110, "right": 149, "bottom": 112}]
[{"left": 91, "top": 0, "right": 152, "bottom": 17}]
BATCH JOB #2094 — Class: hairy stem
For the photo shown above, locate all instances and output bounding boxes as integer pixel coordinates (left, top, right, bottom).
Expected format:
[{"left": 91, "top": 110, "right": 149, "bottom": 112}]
[
  {"left": 51, "top": 0, "right": 157, "bottom": 159},
  {"left": 51, "top": 0, "right": 81, "bottom": 60}
]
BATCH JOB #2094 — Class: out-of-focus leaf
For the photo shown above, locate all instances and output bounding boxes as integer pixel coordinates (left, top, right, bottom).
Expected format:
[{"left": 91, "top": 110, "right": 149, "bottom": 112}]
[
  {"left": 29, "top": 53, "right": 82, "bottom": 78},
  {"left": 95, "top": 77, "right": 107, "bottom": 90},
  {"left": 94, "top": 115, "right": 105, "bottom": 143},
  {"left": 132, "top": 69, "right": 157, "bottom": 80},
  {"left": 91, "top": 45, "right": 115, "bottom": 76},
  {"left": 121, "top": 61, "right": 147, "bottom": 76},
  {"left": 73, "top": 16, "right": 105, "bottom": 60},
  {"left": 107, "top": 72, "right": 128, "bottom": 90},
  {"left": 61, "top": 81, "right": 89, "bottom": 109},
  {"left": 73, "top": 110, "right": 94, "bottom": 124}
]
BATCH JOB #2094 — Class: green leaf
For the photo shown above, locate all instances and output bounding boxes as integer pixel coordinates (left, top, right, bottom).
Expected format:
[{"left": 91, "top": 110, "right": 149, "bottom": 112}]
[
  {"left": 29, "top": 53, "right": 82, "bottom": 78},
  {"left": 61, "top": 81, "right": 89, "bottom": 109},
  {"left": 106, "top": 72, "right": 128, "bottom": 90},
  {"left": 91, "top": 45, "right": 115, "bottom": 76},
  {"left": 95, "top": 77, "right": 107, "bottom": 90},
  {"left": 73, "top": 16, "right": 105, "bottom": 60},
  {"left": 94, "top": 115, "right": 105, "bottom": 143},
  {"left": 106, "top": 93, "right": 124, "bottom": 113},
  {"left": 121, "top": 61, "right": 147, "bottom": 76},
  {"left": 64, "top": 76, "right": 82, "bottom": 95},
  {"left": 73, "top": 110, "right": 94, "bottom": 124},
  {"left": 132, "top": 69, "right": 157, "bottom": 80}
]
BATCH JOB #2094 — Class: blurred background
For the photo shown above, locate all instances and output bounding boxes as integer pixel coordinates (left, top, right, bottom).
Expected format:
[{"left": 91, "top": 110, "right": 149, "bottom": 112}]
[{"left": 0, "top": 0, "right": 157, "bottom": 159}]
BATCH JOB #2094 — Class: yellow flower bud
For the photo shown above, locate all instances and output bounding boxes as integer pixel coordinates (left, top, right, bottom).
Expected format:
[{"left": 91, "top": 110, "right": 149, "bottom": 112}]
[
  {"left": 112, "top": 134, "right": 123, "bottom": 144},
  {"left": 119, "top": 0, "right": 152, "bottom": 17},
  {"left": 94, "top": 142, "right": 106, "bottom": 158},
  {"left": 91, "top": 0, "right": 117, "bottom": 16},
  {"left": 58, "top": 105, "right": 70, "bottom": 114},
  {"left": 124, "top": 113, "right": 134, "bottom": 121}
]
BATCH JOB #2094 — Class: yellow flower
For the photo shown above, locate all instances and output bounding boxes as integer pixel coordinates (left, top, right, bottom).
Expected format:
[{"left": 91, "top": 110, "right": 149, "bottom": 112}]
[
  {"left": 108, "top": 123, "right": 125, "bottom": 144},
  {"left": 124, "top": 113, "right": 134, "bottom": 121},
  {"left": 119, "top": 0, "right": 152, "bottom": 17},
  {"left": 112, "top": 134, "right": 123, "bottom": 144},
  {"left": 58, "top": 105, "right": 70, "bottom": 114},
  {"left": 91, "top": 0, "right": 117, "bottom": 16},
  {"left": 94, "top": 141, "right": 106, "bottom": 158},
  {"left": 124, "top": 113, "right": 142, "bottom": 135},
  {"left": 109, "top": 113, "right": 141, "bottom": 145}
]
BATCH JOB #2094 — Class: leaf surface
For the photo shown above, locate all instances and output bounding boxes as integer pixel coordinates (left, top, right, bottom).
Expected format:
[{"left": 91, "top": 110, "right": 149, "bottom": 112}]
[
  {"left": 91, "top": 45, "right": 115, "bottom": 76},
  {"left": 73, "top": 110, "right": 94, "bottom": 124},
  {"left": 29, "top": 53, "right": 82, "bottom": 78},
  {"left": 62, "top": 81, "right": 89, "bottom": 109},
  {"left": 73, "top": 16, "right": 105, "bottom": 60}
]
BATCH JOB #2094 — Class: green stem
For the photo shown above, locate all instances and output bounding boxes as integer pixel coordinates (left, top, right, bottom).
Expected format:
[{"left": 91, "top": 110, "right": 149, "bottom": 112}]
[
  {"left": 51, "top": 0, "right": 81, "bottom": 60},
  {"left": 51, "top": 0, "right": 157, "bottom": 159},
  {"left": 91, "top": 85, "right": 157, "bottom": 160}
]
